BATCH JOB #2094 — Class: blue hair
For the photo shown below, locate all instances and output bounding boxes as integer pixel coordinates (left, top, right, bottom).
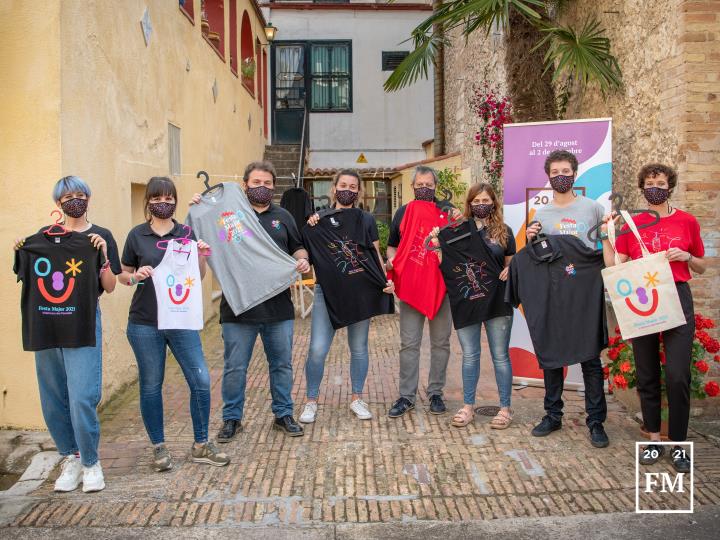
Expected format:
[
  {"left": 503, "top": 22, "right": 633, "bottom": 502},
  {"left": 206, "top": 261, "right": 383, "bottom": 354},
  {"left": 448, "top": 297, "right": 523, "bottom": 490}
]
[{"left": 52, "top": 176, "right": 91, "bottom": 202}]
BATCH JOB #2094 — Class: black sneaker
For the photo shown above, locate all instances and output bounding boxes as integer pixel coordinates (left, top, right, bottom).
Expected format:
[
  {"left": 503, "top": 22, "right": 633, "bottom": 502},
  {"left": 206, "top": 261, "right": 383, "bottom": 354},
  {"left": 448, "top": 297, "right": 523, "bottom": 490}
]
[
  {"left": 589, "top": 423, "right": 609, "bottom": 448},
  {"left": 531, "top": 415, "right": 562, "bottom": 437},
  {"left": 671, "top": 445, "right": 691, "bottom": 473},
  {"left": 428, "top": 395, "right": 447, "bottom": 415},
  {"left": 388, "top": 397, "right": 415, "bottom": 418},
  {"left": 639, "top": 444, "right": 665, "bottom": 465},
  {"left": 217, "top": 419, "right": 242, "bottom": 443},
  {"left": 273, "top": 415, "right": 304, "bottom": 437}
]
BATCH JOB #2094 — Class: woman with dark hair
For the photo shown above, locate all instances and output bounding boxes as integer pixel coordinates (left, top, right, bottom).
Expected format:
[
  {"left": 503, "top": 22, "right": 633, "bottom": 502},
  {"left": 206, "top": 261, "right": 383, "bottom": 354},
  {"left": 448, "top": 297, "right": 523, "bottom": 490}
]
[
  {"left": 120, "top": 177, "right": 229, "bottom": 472},
  {"left": 603, "top": 164, "right": 706, "bottom": 473},
  {"left": 298, "top": 170, "right": 395, "bottom": 424},
  {"left": 429, "top": 183, "right": 515, "bottom": 429},
  {"left": 14, "top": 176, "right": 119, "bottom": 493}
]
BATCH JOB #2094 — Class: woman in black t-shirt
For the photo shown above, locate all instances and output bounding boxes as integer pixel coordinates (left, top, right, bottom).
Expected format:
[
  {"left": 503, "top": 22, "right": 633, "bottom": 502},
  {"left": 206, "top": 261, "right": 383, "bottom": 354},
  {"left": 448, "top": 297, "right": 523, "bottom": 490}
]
[
  {"left": 429, "top": 183, "right": 516, "bottom": 429},
  {"left": 13, "top": 176, "right": 120, "bottom": 493},
  {"left": 298, "top": 170, "right": 394, "bottom": 425}
]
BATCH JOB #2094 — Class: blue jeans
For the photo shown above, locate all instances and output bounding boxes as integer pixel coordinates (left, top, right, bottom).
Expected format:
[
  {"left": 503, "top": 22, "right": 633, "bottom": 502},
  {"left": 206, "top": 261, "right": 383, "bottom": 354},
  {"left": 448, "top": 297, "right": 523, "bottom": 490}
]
[
  {"left": 305, "top": 285, "right": 370, "bottom": 399},
  {"left": 126, "top": 323, "right": 211, "bottom": 444},
  {"left": 221, "top": 319, "right": 294, "bottom": 420},
  {"left": 456, "top": 315, "right": 513, "bottom": 407},
  {"left": 34, "top": 308, "right": 102, "bottom": 467}
]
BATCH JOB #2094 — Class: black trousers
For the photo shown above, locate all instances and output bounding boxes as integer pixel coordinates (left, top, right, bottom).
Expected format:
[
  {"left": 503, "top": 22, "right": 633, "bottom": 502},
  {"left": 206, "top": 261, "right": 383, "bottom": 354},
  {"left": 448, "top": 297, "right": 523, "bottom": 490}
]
[
  {"left": 632, "top": 282, "right": 695, "bottom": 441},
  {"left": 543, "top": 357, "right": 607, "bottom": 427}
]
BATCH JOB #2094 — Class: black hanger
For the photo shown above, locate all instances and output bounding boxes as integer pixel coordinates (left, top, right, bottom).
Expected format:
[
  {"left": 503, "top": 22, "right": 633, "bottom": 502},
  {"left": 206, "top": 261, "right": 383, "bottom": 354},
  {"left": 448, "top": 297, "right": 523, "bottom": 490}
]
[
  {"left": 586, "top": 192, "right": 661, "bottom": 243},
  {"left": 529, "top": 231, "right": 555, "bottom": 261},
  {"left": 198, "top": 170, "right": 223, "bottom": 195},
  {"left": 424, "top": 212, "right": 470, "bottom": 251}
]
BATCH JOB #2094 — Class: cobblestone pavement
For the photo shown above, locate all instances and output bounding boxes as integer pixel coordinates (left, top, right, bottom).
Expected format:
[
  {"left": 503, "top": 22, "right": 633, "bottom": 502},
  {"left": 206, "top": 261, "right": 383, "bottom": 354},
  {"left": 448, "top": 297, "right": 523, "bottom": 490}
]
[{"left": 4, "top": 314, "right": 720, "bottom": 532}]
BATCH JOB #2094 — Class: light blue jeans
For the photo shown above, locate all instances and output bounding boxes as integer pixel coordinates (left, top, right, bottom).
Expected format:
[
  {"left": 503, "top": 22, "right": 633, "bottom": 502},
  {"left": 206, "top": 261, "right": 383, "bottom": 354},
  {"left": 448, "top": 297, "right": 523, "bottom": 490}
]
[
  {"left": 126, "top": 323, "right": 211, "bottom": 444},
  {"left": 456, "top": 315, "right": 513, "bottom": 407},
  {"left": 305, "top": 285, "right": 370, "bottom": 399},
  {"left": 34, "top": 308, "right": 103, "bottom": 467}
]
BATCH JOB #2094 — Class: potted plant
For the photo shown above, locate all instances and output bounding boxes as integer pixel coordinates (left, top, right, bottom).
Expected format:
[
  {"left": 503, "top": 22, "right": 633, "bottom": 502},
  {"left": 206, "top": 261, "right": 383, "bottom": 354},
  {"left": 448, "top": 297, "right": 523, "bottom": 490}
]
[
  {"left": 605, "top": 313, "right": 720, "bottom": 439},
  {"left": 241, "top": 58, "right": 256, "bottom": 79}
]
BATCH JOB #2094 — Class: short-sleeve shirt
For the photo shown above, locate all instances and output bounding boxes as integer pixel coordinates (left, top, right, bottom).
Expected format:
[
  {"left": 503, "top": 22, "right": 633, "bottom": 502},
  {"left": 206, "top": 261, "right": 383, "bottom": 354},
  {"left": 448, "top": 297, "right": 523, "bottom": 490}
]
[
  {"left": 220, "top": 203, "right": 304, "bottom": 324},
  {"left": 388, "top": 199, "right": 451, "bottom": 248},
  {"left": 533, "top": 195, "right": 604, "bottom": 250},
  {"left": 121, "top": 220, "right": 196, "bottom": 326},
  {"left": 614, "top": 209, "right": 704, "bottom": 283}
]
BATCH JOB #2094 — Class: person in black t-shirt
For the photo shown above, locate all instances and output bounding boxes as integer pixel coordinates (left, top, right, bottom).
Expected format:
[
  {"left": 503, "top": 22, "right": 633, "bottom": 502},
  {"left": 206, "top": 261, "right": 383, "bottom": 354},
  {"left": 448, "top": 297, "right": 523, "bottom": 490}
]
[
  {"left": 298, "top": 170, "right": 395, "bottom": 425},
  {"left": 13, "top": 176, "right": 119, "bottom": 494},
  {"left": 428, "top": 183, "right": 516, "bottom": 429},
  {"left": 120, "top": 177, "right": 229, "bottom": 473},
  {"left": 190, "top": 162, "right": 311, "bottom": 442}
]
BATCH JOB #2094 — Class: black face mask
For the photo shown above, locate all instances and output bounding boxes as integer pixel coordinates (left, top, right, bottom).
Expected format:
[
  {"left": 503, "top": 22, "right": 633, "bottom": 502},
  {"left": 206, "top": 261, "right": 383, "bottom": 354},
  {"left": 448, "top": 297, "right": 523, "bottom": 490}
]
[
  {"left": 549, "top": 174, "right": 575, "bottom": 194},
  {"left": 470, "top": 203, "right": 494, "bottom": 219},
  {"left": 148, "top": 202, "right": 176, "bottom": 219},
  {"left": 335, "top": 189, "right": 358, "bottom": 206},
  {"left": 414, "top": 187, "right": 436, "bottom": 201},
  {"left": 643, "top": 187, "right": 670, "bottom": 206},
  {"left": 246, "top": 186, "right": 274, "bottom": 206},
  {"left": 60, "top": 198, "right": 88, "bottom": 218}
]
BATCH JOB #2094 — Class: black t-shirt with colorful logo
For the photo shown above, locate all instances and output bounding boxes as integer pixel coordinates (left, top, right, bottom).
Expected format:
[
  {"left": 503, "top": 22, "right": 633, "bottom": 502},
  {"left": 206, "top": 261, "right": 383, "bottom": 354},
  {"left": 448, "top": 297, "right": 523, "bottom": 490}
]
[
  {"left": 14, "top": 231, "right": 102, "bottom": 351},
  {"left": 302, "top": 208, "right": 393, "bottom": 329},
  {"left": 505, "top": 234, "right": 608, "bottom": 369},
  {"left": 438, "top": 220, "right": 512, "bottom": 330}
]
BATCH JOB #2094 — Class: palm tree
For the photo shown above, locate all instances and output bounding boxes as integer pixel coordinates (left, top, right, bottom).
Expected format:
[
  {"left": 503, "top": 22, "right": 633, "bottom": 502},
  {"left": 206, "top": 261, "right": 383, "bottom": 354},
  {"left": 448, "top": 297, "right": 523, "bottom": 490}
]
[{"left": 385, "top": 0, "right": 622, "bottom": 120}]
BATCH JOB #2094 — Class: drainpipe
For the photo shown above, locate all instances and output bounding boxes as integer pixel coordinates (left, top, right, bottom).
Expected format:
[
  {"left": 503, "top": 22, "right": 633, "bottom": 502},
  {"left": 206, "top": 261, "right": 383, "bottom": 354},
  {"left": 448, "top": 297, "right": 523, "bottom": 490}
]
[{"left": 433, "top": 0, "right": 445, "bottom": 157}]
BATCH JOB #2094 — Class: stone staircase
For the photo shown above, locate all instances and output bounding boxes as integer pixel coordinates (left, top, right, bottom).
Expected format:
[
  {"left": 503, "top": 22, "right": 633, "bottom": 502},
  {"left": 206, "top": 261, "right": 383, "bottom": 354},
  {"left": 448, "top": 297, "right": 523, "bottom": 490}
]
[{"left": 263, "top": 144, "right": 302, "bottom": 203}]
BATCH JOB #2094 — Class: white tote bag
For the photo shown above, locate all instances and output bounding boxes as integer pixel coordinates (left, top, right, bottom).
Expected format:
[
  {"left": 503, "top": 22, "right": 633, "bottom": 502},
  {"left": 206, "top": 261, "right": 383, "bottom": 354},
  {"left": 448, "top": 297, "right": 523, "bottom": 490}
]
[{"left": 602, "top": 210, "right": 686, "bottom": 339}]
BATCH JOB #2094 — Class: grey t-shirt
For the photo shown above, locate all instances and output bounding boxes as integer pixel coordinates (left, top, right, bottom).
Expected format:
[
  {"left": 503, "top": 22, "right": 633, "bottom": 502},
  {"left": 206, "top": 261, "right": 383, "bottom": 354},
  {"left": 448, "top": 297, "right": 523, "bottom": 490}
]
[
  {"left": 186, "top": 182, "right": 298, "bottom": 316},
  {"left": 533, "top": 195, "right": 604, "bottom": 249}
]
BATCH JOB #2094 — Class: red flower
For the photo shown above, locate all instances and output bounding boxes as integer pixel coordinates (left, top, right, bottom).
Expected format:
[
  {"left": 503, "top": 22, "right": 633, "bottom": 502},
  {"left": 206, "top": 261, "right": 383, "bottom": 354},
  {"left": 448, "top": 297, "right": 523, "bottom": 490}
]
[
  {"left": 603, "top": 366, "right": 610, "bottom": 380},
  {"left": 696, "top": 360, "right": 710, "bottom": 374},
  {"left": 614, "top": 326, "right": 620, "bottom": 334},
  {"left": 714, "top": 355, "right": 720, "bottom": 363},
  {"left": 608, "top": 383, "right": 614, "bottom": 393},
  {"left": 707, "top": 339, "right": 720, "bottom": 354},
  {"left": 608, "top": 348, "right": 620, "bottom": 361},
  {"left": 608, "top": 336, "right": 620, "bottom": 347},
  {"left": 620, "top": 361, "right": 632, "bottom": 373},
  {"left": 705, "top": 381, "right": 720, "bottom": 397},
  {"left": 613, "top": 374, "right": 628, "bottom": 390},
  {"left": 659, "top": 351, "right": 667, "bottom": 365}
]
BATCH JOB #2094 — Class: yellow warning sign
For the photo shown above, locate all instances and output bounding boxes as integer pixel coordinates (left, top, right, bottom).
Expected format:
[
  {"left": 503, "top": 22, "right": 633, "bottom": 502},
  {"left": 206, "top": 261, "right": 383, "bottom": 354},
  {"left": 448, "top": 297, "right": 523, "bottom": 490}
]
[{"left": 356, "top": 153, "right": 368, "bottom": 164}]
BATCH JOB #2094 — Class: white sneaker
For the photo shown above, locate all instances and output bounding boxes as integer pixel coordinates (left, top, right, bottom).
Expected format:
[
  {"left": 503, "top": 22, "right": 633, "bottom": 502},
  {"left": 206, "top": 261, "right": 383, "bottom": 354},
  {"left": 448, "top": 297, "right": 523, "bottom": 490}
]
[
  {"left": 82, "top": 462, "right": 106, "bottom": 493},
  {"left": 54, "top": 455, "right": 83, "bottom": 492},
  {"left": 350, "top": 399, "right": 372, "bottom": 420},
  {"left": 299, "top": 402, "right": 317, "bottom": 423}
]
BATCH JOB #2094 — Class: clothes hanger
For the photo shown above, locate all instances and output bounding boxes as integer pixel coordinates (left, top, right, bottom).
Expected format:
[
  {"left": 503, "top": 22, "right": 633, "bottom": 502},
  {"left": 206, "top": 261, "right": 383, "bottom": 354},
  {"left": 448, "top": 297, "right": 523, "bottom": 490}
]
[
  {"left": 529, "top": 230, "right": 555, "bottom": 262},
  {"left": 156, "top": 224, "right": 192, "bottom": 254},
  {"left": 43, "top": 210, "right": 71, "bottom": 236},
  {"left": 424, "top": 210, "right": 470, "bottom": 252},
  {"left": 199, "top": 170, "right": 223, "bottom": 196},
  {"left": 586, "top": 192, "right": 661, "bottom": 244}
]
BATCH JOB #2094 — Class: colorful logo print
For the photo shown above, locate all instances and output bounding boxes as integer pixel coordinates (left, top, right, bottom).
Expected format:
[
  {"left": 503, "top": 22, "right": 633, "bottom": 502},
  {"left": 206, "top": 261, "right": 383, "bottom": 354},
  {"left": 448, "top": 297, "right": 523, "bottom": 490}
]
[
  {"left": 328, "top": 238, "right": 367, "bottom": 275},
  {"left": 217, "top": 210, "right": 253, "bottom": 244},
  {"left": 167, "top": 274, "right": 194, "bottom": 305},
  {"left": 34, "top": 257, "right": 82, "bottom": 304},
  {"left": 453, "top": 260, "right": 491, "bottom": 300},
  {"left": 616, "top": 271, "right": 660, "bottom": 317},
  {"left": 565, "top": 263, "right": 576, "bottom": 277},
  {"left": 271, "top": 220, "right": 281, "bottom": 230}
]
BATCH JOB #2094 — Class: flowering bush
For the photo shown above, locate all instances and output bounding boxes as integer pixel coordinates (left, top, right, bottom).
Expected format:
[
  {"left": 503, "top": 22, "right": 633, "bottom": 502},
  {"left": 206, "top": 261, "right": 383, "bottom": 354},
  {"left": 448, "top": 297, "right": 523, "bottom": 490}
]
[
  {"left": 471, "top": 83, "right": 512, "bottom": 192},
  {"left": 605, "top": 313, "right": 720, "bottom": 400}
]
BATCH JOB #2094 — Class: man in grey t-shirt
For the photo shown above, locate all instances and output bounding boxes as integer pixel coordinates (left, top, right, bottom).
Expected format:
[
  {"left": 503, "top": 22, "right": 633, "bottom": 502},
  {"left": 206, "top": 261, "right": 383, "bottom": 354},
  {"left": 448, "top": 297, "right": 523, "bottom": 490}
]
[{"left": 525, "top": 150, "right": 609, "bottom": 450}]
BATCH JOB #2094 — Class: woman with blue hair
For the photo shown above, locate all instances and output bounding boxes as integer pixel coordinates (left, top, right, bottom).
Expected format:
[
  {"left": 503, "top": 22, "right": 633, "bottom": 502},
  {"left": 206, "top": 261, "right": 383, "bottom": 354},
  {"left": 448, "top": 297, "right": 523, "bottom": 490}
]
[{"left": 14, "top": 175, "right": 121, "bottom": 493}]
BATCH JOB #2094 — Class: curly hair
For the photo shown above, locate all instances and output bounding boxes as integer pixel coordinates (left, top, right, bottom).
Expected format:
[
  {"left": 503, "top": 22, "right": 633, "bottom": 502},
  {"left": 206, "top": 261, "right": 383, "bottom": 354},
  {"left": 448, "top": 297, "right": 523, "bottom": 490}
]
[
  {"left": 544, "top": 150, "right": 579, "bottom": 175},
  {"left": 637, "top": 163, "right": 677, "bottom": 191},
  {"left": 463, "top": 182, "right": 509, "bottom": 248}
]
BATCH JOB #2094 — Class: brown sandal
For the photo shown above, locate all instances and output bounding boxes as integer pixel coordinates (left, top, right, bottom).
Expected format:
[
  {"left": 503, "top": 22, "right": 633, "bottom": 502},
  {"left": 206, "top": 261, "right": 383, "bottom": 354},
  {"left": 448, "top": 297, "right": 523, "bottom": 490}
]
[
  {"left": 490, "top": 409, "right": 513, "bottom": 430},
  {"left": 451, "top": 408, "right": 475, "bottom": 427}
]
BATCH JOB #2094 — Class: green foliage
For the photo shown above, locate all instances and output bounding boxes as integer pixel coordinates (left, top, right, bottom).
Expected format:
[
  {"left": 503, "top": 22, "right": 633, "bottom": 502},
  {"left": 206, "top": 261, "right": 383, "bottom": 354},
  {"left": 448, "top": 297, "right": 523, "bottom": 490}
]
[
  {"left": 376, "top": 220, "right": 390, "bottom": 259},
  {"left": 437, "top": 168, "right": 467, "bottom": 211},
  {"left": 384, "top": 0, "right": 622, "bottom": 97}
]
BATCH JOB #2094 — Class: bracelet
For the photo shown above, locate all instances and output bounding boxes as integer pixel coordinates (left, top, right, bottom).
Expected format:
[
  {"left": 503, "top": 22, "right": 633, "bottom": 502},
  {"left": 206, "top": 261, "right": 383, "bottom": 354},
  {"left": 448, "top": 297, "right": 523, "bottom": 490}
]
[{"left": 128, "top": 274, "right": 138, "bottom": 286}]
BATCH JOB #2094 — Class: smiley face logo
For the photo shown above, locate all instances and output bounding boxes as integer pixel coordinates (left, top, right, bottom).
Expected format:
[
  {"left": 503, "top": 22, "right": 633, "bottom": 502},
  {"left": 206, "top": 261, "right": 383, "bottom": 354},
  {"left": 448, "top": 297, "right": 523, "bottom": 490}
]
[
  {"left": 616, "top": 278, "right": 659, "bottom": 317},
  {"left": 34, "top": 258, "right": 78, "bottom": 304},
  {"left": 167, "top": 274, "right": 190, "bottom": 305}
]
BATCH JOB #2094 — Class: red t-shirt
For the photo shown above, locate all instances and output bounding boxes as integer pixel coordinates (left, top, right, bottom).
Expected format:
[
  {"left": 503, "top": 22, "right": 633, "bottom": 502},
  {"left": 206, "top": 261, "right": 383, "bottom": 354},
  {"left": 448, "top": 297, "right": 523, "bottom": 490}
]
[
  {"left": 387, "top": 201, "right": 449, "bottom": 319},
  {"left": 614, "top": 209, "right": 704, "bottom": 282}
]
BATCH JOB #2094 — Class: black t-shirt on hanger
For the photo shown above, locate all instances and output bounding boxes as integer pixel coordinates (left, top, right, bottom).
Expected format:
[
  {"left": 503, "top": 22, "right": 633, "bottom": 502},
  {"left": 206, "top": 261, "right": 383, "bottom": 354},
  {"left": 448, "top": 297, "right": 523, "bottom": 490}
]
[
  {"left": 302, "top": 208, "right": 393, "bottom": 329},
  {"left": 505, "top": 234, "right": 608, "bottom": 369},
  {"left": 14, "top": 231, "right": 102, "bottom": 351},
  {"left": 280, "top": 188, "right": 313, "bottom": 232},
  {"left": 438, "top": 220, "right": 512, "bottom": 330}
]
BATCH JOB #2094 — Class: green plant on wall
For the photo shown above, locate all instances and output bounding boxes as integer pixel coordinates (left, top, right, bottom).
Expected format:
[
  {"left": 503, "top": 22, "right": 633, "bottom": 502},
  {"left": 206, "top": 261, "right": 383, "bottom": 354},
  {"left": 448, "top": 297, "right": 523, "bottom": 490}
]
[
  {"left": 376, "top": 220, "right": 390, "bottom": 259},
  {"left": 437, "top": 168, "right": 467, "bottom": 210}
]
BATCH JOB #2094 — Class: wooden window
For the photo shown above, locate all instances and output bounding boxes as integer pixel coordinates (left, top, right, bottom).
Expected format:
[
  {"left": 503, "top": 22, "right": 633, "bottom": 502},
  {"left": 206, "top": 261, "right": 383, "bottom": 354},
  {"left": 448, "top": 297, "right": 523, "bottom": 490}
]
[
  {"left": 179, "top": 0, "right": 194, "bottom": 23},
  {"left": 262, "top": 49, "right": 268, "bottom": 137},
  {"left": 229, "top": 0, "right": 238, "bottom": 74},
  {"left": 240, "top": 11, "right": 254, "bottom": 95},
  {"left": 202, "top": 0, "right": 225, "bottom": 60},
  {"left": 309, "top": 41, "right": 352, "bottom": 112},
  {"left": 168, "top": 123, "right": 181, "bottom": 176},
  {"left": 256, "top": 38, "right": 262, "bottom": 104}
]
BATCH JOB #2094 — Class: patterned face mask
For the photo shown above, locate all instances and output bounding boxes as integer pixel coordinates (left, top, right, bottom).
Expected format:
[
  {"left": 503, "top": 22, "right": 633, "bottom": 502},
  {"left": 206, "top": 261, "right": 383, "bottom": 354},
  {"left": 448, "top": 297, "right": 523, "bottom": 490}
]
[
  {"left": 470, "top": 203, "right": 494, "bottom": 219},
  {"left": 148, "top": 202, "right": 176, "bottom": 219},
  {"left": 335, "top": 189, "right": 358, "bottom": 206},
  {"left": 60, "top": 198, "right": 88, "bottom": 218},
  {"left": 549, "top": 174, "right": 575, "bottom": 194},
  {"left": 414, "top": 187, "right": 436, "bottom": 201},
  {"left": 246, "top": 186, "right": 274, "bottom": 206},
  {"left": 643, "top": 187, "right": 670, "bottom": 205}
]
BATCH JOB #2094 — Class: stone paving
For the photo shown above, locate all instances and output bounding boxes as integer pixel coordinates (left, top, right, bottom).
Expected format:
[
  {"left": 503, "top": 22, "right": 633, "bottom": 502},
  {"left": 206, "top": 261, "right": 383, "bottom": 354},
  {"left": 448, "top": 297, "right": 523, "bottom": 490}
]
[{"left": 4, "top": 313, "right": 720, "bottom": 530}]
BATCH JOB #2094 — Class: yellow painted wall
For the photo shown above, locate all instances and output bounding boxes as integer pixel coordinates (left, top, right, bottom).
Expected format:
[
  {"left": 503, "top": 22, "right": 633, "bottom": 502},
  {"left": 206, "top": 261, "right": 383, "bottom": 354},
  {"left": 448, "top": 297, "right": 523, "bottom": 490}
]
[
  {"left": 392, "top": 153, "right": 465, "bottom": 215},
  {"left": 1, "top": 0, "right": 268, "bottom": 428}
]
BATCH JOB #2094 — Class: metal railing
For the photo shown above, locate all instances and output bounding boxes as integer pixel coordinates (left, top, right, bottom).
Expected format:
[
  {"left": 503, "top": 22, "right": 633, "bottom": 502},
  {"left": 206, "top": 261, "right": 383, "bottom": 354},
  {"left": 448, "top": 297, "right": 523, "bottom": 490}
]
[{"left": 296, "top": 101, "right": 309, "bottom": 188}]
